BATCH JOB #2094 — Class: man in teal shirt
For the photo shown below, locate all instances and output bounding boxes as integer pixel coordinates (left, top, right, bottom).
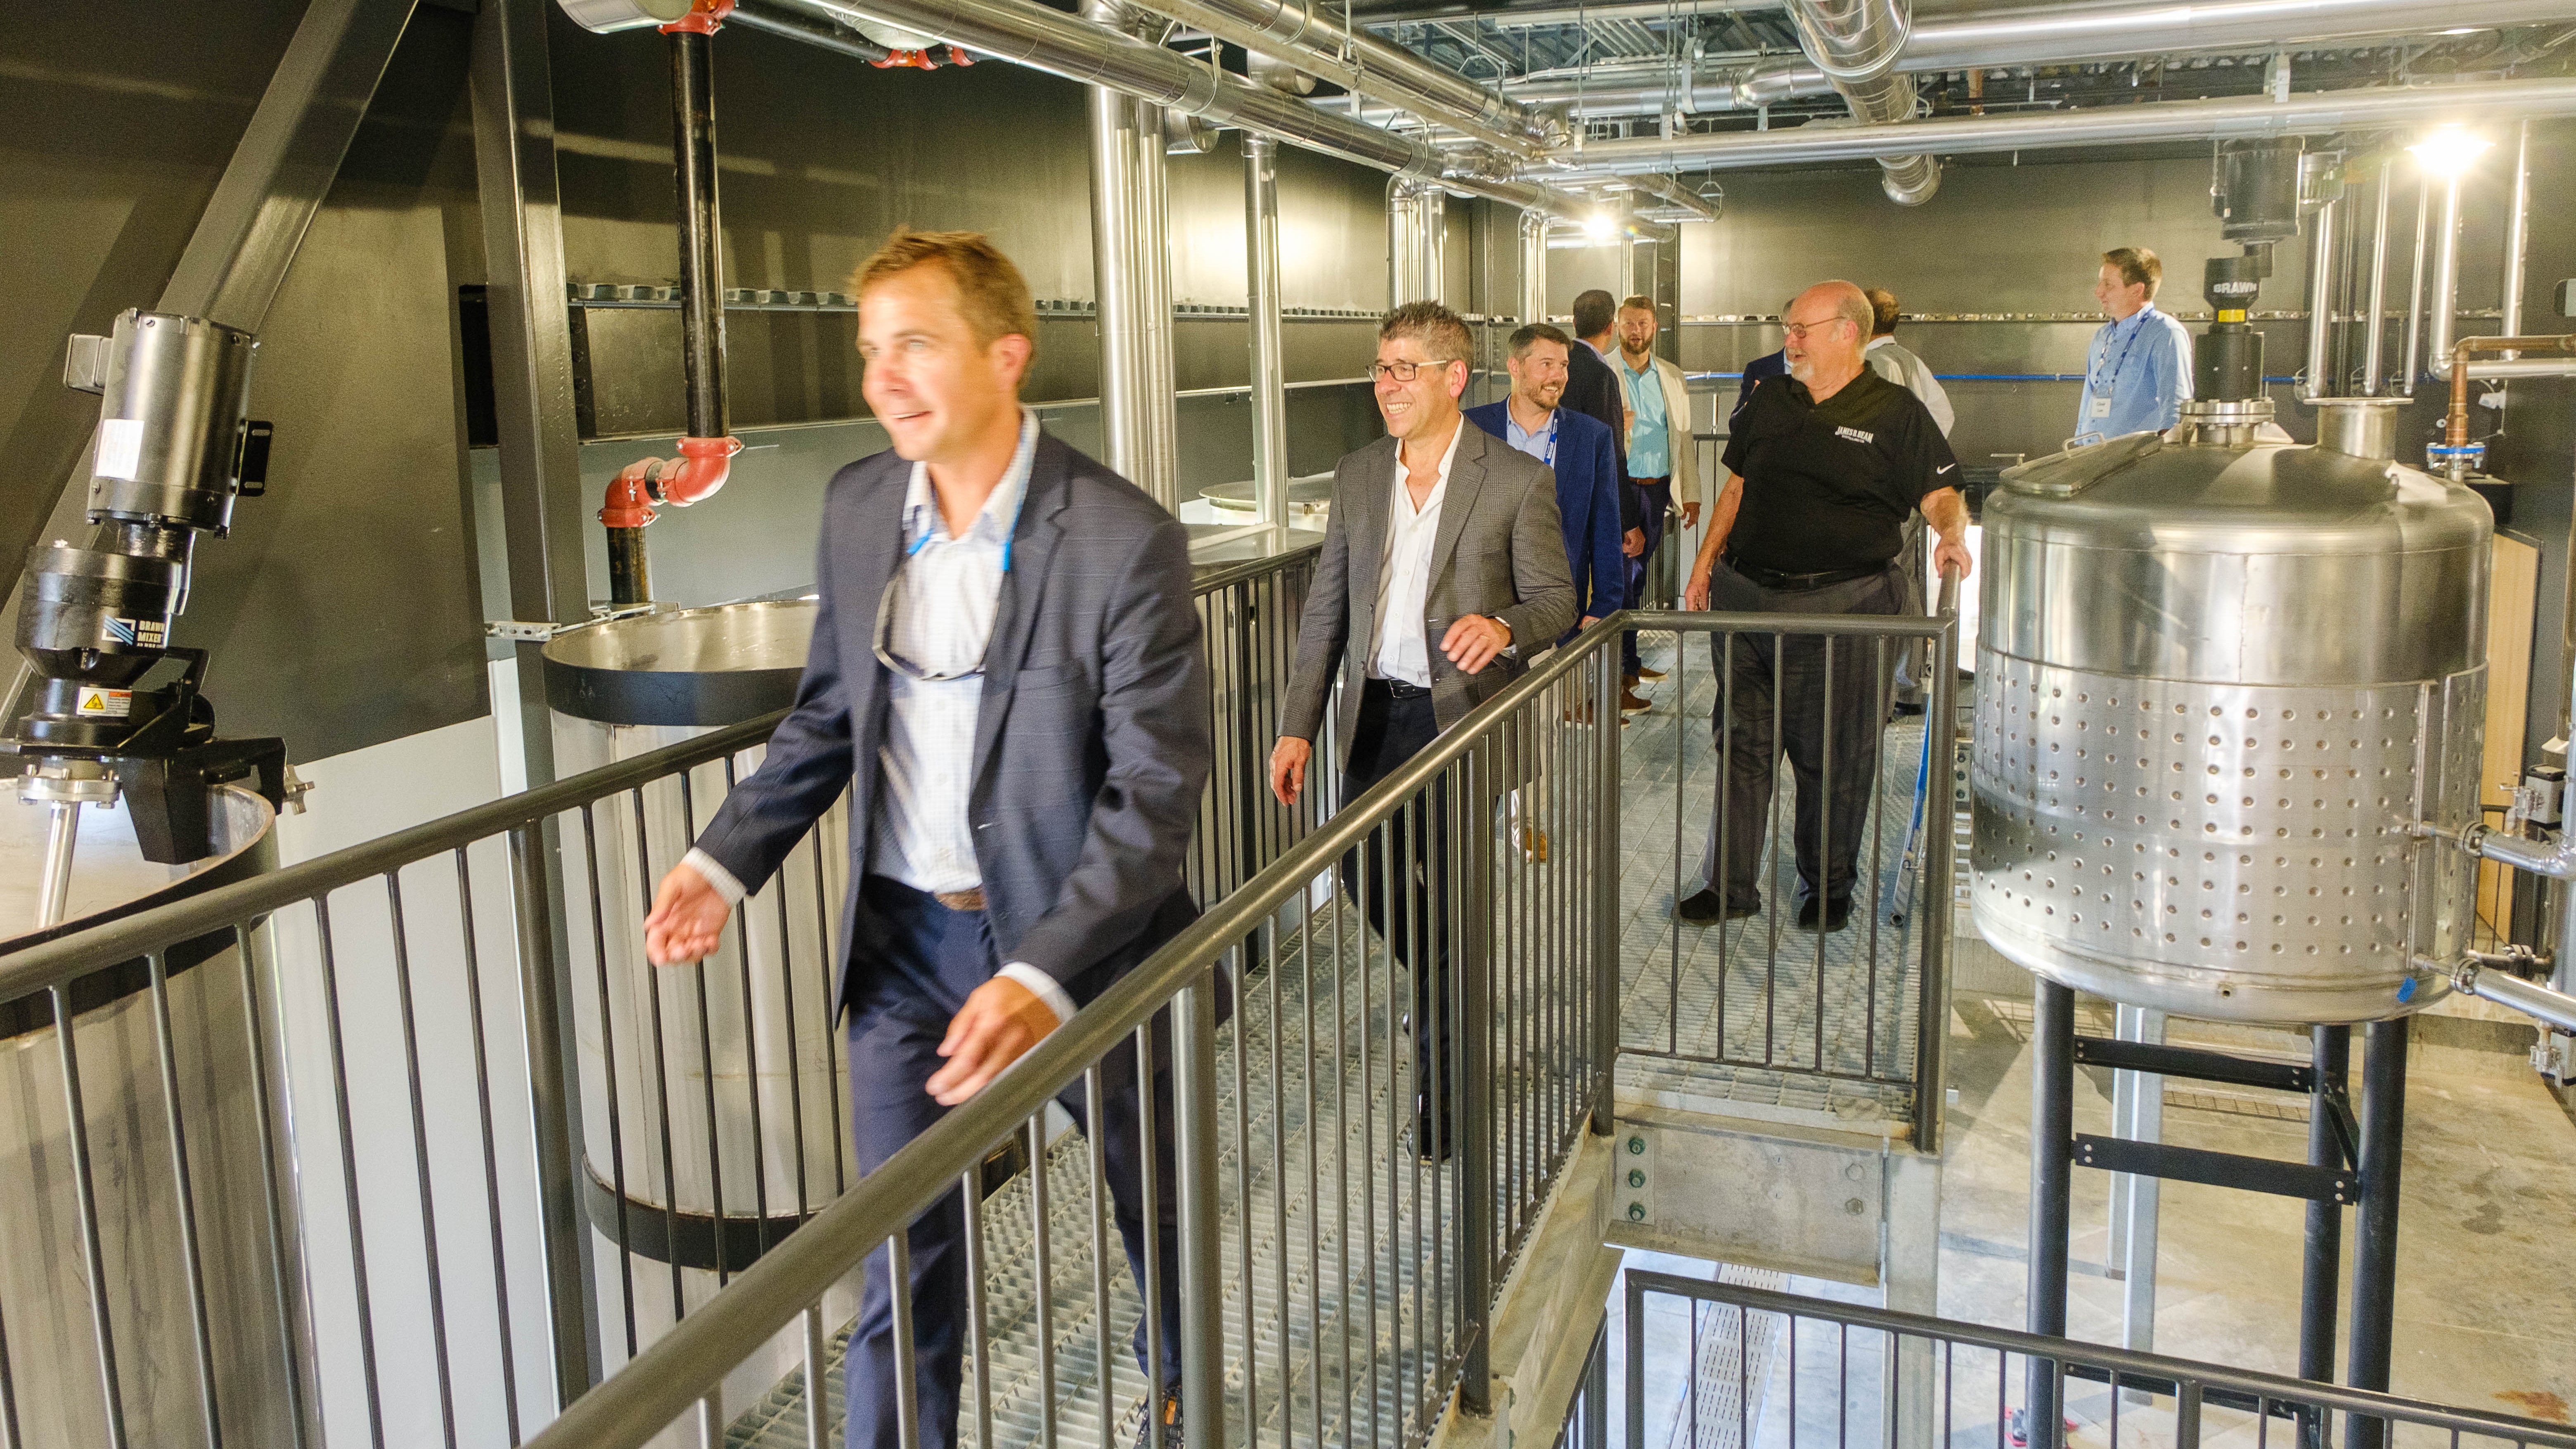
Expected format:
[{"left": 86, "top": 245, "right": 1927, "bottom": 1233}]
[{"left": 1615, "top": 295, "right": 1698, "bottom": 687}]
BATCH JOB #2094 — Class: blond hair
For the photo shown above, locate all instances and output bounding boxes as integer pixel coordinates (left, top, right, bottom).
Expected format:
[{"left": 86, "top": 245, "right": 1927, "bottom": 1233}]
[{"left": 852, "top": 227, "right": 1040, "bottom": 354}]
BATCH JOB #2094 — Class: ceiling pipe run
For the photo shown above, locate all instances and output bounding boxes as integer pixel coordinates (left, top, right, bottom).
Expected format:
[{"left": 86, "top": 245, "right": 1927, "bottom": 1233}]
[
  {"left": 1779, "top": 0, "right": 1939, "bottom": 204},
  {"left": 1118, "top": 0, "right": 1569, "bottom": 156},
  {"left": 1535, "top": 76, "right": 2576, "bottom": 180},
  {"left": 1483, "top": 0, "right": 2576, "bottom": 123},
  {"left": 768, "top": 0, "right": 1599, "bottom": 218}
]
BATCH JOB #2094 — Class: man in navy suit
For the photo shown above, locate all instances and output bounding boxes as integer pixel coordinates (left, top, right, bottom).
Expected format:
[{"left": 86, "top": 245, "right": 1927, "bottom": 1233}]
[
  {"left": 643, "top": 230, "right": 1208, "bottom": 1449},
  {"left": 1463, "top": 322, "right": 1624, "bottom": 637}
]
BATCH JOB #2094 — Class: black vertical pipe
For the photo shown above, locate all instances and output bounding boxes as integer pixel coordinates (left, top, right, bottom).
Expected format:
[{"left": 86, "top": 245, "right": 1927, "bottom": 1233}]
[
  {"left": 2298, "top": 1024, "right": 2350, "bottom": 1382},
  {"left": 2026, "top": 978, "right": 2076, "bottom": 1449},
  {"left": 2344, "top": 1018, "right": 2408, "bottom": 1449},
  {"left": 669, "top": 29, "right": 727, "bottom": 441},
  {"left": 606, "top": 525, "right": 652, "bottom": 608}
]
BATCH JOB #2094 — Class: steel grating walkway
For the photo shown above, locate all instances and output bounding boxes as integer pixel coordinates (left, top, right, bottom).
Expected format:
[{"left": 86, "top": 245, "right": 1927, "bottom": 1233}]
[
  {"left": 1612, "top": 633, "right": 1936, "bottom": 1131},
  {"left": 724, "top": 633, "right": 1933, "bottom": 1448}
]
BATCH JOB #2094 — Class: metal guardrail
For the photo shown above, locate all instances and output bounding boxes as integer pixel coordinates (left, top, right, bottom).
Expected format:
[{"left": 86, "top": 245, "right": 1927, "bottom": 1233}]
[
  {"left": 0, "top": 535, "right": 1966, "bottom": 1449},
  {"left": 0, "top": 542, "right": 1320, "bottom": 1449},
  {"left": 1622, "top": 1271, "right": 2576, "bottom": 1449},
  {"left": 1619, "top": 574, "right": 1963, "bottom": 1151}
]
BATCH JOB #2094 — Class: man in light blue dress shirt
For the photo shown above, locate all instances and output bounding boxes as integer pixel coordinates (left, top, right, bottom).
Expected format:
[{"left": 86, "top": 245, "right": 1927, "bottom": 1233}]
[{"left": 2073, "top": 246, "right": 2196, "bottom": 444}]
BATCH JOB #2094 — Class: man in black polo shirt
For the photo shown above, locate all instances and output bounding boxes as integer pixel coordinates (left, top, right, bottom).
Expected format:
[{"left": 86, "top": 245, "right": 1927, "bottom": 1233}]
[{"left": 1675, "top": 280, "right": 1972, "bottom": 930}]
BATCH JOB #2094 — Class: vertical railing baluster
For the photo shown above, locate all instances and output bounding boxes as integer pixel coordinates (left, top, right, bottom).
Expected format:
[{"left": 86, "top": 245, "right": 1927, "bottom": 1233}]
[
  {"left": 1174, "top": 972, "right": 1224, "bottom": 1449},
  {"left": 509, "top": 818, "right": 602, "bottom": 1404},
  {"left": 311, "top": 896, "right": 388, "bottom": 1449},
  {"left": 720, "top": 755, "right": 774, "bottom": 1263},
  {"left": 234, "top": 920, "right": 314, "bottom": 1449},
  {"left": 963, "top": 1166, "right": 995, "bottom": 1449},
  {"left": 145, "top": 949, "right": 223, "bottom": 1449},
  {"left": 574, "top": 807, "right": 640, "bottom": 1364},
  {"left": 634, "top": 790, "right": 688, "bottom": 1320},
  {"left": 50, "top": 980, "right": 129, "bottom": 1449},
  {"left": 458, "top": 843, "right": 528, "bottom": 1442},
  {"left": 386, "top": 874, "right": 461, "bottom": 1448},
  {"left": 675, "top": 775, "right": 731, "bottom": 1288}
]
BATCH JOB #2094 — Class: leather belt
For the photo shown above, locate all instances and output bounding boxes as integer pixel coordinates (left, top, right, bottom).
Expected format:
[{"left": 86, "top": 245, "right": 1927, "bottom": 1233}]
[
  {"left": 1723, "top": 554, "right": 1886, "bottom": 592},
  {"left": 1627, "top": 474, "right": 1672, "bottom": 488},
  {"left": 934, "top": 889, "right": 987, "bottom": 913},
  {"left": 1365, "top": 677, "right": 1432, "bottom": 700}
]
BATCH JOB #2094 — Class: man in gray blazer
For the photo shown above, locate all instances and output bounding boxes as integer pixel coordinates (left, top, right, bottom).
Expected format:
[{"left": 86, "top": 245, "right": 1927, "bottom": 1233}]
[
  {"left": 642, "top": 230, "right": 1208, "bottom": 1449},
  {"left": 1268, "top": 299, "right": 1577, "bottom": 1157}
]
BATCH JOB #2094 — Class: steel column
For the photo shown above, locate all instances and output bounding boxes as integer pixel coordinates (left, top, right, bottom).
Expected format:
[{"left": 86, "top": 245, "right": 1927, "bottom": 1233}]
[
  {"left": 2108, "top": 1005, "right": 2164, "bottom": 1355},
  {"left": 1518, "top": 209, "right": 1549, "bottom": 326},
  {"left": 1132, "top": 94, "right": 1181, "bottom": 507},
  {"left": 2344, "top": 1019, "right": 2408, "bottom": 1449},
  {"left": 510, "top": 821, "right": 605, "bottom": 1404},
  {"left": 2025, "top": 979, "right": 2076, "bottom": 1449},
  {"left": 472, "top": 0, "right": 592, "bottom": 791},
  {"left": 1244, "top": 135, "right": 1289, "bottom": 530},
  {"left": 1388, "top": 180, "right": 1446, "bottom": 306},
  {"left": 2500, "top": 119, "right": 2533, "bottom": 352},
  {"left": 1085, "top": 16, "right": 1181, "bottom": 510}
]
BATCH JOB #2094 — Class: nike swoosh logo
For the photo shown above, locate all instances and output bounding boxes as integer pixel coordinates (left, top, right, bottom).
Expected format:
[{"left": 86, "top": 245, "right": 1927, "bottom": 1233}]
[{"left": 1937, "top": 463, "right": 1956, "bottom": 474}]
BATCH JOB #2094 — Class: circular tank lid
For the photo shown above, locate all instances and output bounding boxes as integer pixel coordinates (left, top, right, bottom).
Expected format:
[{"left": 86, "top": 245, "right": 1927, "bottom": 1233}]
[
  {"left": 0, "top": 784, "right": 275, "bottom": 952},
  {"left": 543, "top": 598, "right": 819, "bottom": 727}
]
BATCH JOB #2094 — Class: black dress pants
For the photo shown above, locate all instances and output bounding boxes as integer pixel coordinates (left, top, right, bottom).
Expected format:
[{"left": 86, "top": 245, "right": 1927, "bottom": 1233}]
[
  {"left": 1336, "top": 680, "right": 1455, "bottom": 1144},
  {"left": 1691, "top": 562, "right": 1904, "bottom": 912}
]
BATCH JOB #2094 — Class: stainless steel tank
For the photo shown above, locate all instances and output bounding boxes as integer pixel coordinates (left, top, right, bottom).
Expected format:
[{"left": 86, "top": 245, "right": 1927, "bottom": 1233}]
[
  {"left": 542, "top": 599, "right": 856, "bottom": 1399},
  {"left": 1970, "top": 402, "right": 2491, "bottom": 1023},
  {"left": 0, "top": 785, "right": 313, "bottom": 1448}
]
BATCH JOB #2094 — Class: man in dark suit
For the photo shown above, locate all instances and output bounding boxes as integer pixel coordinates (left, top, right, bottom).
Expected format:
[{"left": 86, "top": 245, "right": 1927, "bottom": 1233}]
[
  {"left": 643, "top": 230, "right": 1208, "bottom": 1449},
  {"left": 1267, "top": 299, "right": 1577, "bottom": 1157},
  {"left": 1461, "top": 322, "right": 1624, "bottom": 636},
  {"left": 1566, "top": 288, "right": 1649, "bottom": 712}
]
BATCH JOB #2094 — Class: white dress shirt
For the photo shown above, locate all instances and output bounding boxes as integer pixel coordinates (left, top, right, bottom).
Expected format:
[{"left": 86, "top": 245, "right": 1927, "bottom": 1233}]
[
  {"left": 1367, "top": 421, "right": 1463, "bottom": 687},
  {"left": 685, "top": 408, "right": 1074, "bottom": 1026}
]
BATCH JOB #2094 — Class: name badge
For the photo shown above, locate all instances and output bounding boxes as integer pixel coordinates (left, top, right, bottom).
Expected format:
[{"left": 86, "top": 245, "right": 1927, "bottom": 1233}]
[{"left": 2087, "top": 396, "right": 2112, "bottom": 420}]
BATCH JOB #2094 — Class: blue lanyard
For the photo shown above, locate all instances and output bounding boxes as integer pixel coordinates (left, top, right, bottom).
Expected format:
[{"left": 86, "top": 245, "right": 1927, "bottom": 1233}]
[
  {"left": 906, "top": 476, "right": 1029, "bottom": 572},
  {"left": 2090, "top": 307, "right": 2155, "bottom": 398}
]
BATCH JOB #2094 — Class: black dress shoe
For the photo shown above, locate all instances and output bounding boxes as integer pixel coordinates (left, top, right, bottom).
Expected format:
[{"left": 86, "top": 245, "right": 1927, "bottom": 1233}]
[
  {"left": 1676, "top": 889, "right": 1759, "bottom": 924},
  {"left": 1795, "top": 896, "right": 1854, "bottom": 932},
  {"left": 1892, "top": 699, "right": 1927, "bottom": 717}
]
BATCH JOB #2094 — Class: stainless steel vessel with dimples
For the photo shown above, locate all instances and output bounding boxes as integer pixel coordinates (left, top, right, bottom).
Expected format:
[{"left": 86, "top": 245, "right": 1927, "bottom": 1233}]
[{"left": 1968, "top": 396, "right": 2492, "bottom": 1024}]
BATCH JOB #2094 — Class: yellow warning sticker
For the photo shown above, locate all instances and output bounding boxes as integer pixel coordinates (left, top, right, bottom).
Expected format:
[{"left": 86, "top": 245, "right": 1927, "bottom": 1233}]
[{"left": 76, "top": 689, "right": 133, "bottom": 719}]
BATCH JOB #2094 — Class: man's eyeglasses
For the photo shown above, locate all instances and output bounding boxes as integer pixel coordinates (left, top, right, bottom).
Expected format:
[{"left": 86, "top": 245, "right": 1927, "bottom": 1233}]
[
  {"left": 1782, "top": 318, "right": 1849, "bottom": 341},
  {"left": 1369, "top": 358, "right": 1459, "bottom": 382},
  {"left": 873, "top": 546, "right": 991, "bottom": 683}
]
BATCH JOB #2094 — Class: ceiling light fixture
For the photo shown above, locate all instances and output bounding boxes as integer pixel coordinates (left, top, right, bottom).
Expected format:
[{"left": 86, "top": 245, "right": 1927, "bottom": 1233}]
[{"left": 2407, "top": 128, "right": 2491, "bottom": 178}]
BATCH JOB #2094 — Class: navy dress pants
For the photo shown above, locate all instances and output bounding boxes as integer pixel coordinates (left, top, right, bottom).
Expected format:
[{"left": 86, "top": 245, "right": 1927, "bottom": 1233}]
[
  {"left": 1621, "top": 478, "right": 1672, "bottom": 675},
  {"left": 842, "top": 876, "right": 1184, "bottom": 1449}
]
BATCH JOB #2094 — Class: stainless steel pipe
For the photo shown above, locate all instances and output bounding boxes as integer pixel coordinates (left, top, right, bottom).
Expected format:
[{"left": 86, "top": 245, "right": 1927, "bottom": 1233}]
[
  {"left": 2423, "top": 166, "right": 2465, "bottom": 378},
  {"left": 1518, "top": 207, "right": 1548, "bottom": 325},
  {"left": 1123, "top": 0, "right": 1565, "bottom": 156},
  {"left": 2302, "top": 191, "right": 2339, "bottom": 400},
  {"left": 1780, "top": 0, "right": 1941, "bottom": 206},
  {"left": 776, "top": 0, "right": 1594, "bottom": 216},
  {"left": 2363, "top": 156, "right": 2391, "bottom": 394},
  {"left": 2500, "top": 119, "right": 2533, "bottom": 355},
  {"left": 2402, "top": 171, "right": 2429, "bottom": 390},
  {"left": 1535, "top": 78, "right": 2576, "bottom": 180},
  {"left": 1243, "top": 134, "right": 1289, "bottom": 530}
]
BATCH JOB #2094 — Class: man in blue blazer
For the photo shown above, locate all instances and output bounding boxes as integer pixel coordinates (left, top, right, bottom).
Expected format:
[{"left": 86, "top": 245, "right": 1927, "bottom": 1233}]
[
  {"left": 1463, "top": 322, "right": 1625, "bottom": 637},
  {"left": 643, "top": 231, "right": 1209, "bottom": 1449}
]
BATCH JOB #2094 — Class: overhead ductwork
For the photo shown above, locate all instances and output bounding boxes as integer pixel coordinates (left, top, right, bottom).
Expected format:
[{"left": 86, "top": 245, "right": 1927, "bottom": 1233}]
[
  {"left": 1535, "top": 76, "right": 2576, "bottom": 180},
  {"left": 1120, "top": 0, "right": 1570, "bottom": 156},
  {"left": 769, "top": 0, "right": 1598, "bottom": 217},
  {"left": 1781, "top": 0, "right": 1939, "bottom": 205}
]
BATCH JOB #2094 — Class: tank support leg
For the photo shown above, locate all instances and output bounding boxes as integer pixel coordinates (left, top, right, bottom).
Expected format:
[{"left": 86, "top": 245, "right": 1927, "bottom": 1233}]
[
  {"left": 2344, "top": 1019, "right": 2407, "bottom": 1449},
  {"left": 2025, "top": 979, "right": 2076, "bottom": 1449},
  {"left": 2297, "top": 1024, "right": 2351, "bottom": 1449}
]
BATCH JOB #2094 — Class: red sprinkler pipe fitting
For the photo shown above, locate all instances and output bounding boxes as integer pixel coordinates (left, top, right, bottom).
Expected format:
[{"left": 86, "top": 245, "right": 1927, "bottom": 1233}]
[
  {"left": 658, "top": 0, "right": 733, "bottom": 34},
  {"left": 873, "top": 48, "right": 939, "bottom": 68},
  {"left": 601, "top": 434, "right": 743, "bottom": 528}
]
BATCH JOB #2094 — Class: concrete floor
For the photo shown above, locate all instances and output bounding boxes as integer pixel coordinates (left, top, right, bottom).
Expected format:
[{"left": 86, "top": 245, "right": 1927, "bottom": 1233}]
[{"left": 1931, "top": 969, "right": 2576, "bottom": 1427}]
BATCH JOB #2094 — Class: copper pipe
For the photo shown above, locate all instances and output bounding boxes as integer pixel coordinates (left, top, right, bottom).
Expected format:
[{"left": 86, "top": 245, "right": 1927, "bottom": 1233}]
[{"left": 2446, "top": 334, "right": 2576, "bottom": 446}]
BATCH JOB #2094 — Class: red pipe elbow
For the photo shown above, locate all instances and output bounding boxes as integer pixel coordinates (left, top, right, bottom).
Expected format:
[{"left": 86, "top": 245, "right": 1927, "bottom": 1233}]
[
  {"left": 658, "top": 0, "right": 734, "bottom": 34},
  {"left": 657, "top": 434, "right": 742, "bottom": 507},
  {"left": 601, "top": 466, "right": 659, "bottom": 530}
]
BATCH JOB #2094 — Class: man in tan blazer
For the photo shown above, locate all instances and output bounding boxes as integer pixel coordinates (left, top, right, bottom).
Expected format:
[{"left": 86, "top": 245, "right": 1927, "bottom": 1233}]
[{"left": 1268, "top": 298, "right": 1577, "bottom": 1158}]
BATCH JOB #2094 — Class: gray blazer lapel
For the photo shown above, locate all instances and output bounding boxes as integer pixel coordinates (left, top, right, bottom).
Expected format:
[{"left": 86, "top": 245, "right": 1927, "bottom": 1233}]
[
  {"left": 1427, "top": 422, "right": 1488, "bottom": 586},
  {"left": 971, "top": 441, "right": 1068, "bottom": 783}
]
